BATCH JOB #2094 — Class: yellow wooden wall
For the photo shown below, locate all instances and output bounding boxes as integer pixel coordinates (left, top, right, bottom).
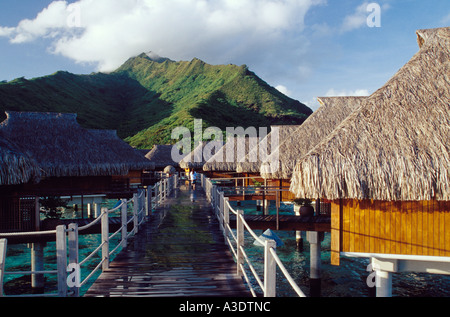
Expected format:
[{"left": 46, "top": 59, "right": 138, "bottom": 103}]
[{"left": 331, "top": 199, "right": 450, "bottom": 266}]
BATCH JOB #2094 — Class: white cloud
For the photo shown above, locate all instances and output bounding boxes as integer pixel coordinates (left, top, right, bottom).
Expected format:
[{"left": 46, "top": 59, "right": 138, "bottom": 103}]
[
  {"left": 276, "top": 85, "right": 292, "bottom": 96},
  {"left": 341, "top": 2, "right": 371, "bottom": 32},
  {"left": 441, "top": 12, "right": 450, "bottom": 25},
  {"left": 0, "top": 0, "right": 325, "bottom": 72},
  {"left": 325, "top": 88, "right": 370, "bottom": 97}
]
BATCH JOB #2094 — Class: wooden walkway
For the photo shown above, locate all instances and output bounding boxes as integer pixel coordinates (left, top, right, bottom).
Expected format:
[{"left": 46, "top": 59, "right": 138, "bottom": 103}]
[{"left": 84, "top": 183, "right": 250, "bottom": 297}]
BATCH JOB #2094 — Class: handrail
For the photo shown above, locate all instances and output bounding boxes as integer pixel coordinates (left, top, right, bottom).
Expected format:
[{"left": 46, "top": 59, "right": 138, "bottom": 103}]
[
  {"left": 202, "top": 174, "right": 306, "bottom": 297},
  {"left": 0, "top": 175, "right": 178, "bottom": 297}
]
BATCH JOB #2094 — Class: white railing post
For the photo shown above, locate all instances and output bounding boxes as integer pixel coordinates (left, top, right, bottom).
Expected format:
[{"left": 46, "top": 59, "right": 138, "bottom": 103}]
[
  {"left": 101, "top": 208, "right": 109, "bottom": 271},
  {"left": 264, "top": 240, "right": 277, "bottom": 297},
  {"left": 236, "top": 209, "right": 244, "bottom": 277},
  {"left": 147, "top": 186, "right": 153, "bottom": 215},
  {"left": 68, "top": 223, "right": 79, "bottom": 297},
  {"left": 0, "top": 239, "right": 7, "bottom": 297},
  {"left": 133, "top": 193, "right": 138, "bottom": 234},
  {"left": 56, "top": 225, "right": 67, "bottom": 297},
  {"left": 223, "top": 197, "right": 230, "bottom": 242},
  {"left": 219, "top": 191, "right": 224, "bottom": 231},
  {"left": 121, "top": 199, "right": 128, "bottom": 249}
]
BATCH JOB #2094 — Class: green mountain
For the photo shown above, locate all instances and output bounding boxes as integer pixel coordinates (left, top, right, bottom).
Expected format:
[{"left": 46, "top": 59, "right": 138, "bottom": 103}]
[{"left": 0, "top": 52, "right": 312, "bottom": 149}]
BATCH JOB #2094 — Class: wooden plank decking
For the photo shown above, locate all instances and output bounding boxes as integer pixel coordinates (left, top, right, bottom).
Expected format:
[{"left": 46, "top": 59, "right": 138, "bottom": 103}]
[{"left": 84, "top": 183, "right": 250, "bottom": 297}]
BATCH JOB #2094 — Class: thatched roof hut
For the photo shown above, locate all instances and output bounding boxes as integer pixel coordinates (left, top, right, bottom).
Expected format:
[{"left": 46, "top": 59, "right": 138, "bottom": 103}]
[
  {"left": 290, "top": 27, "right": 450, "bottom": 201},
  {"left": 260, "top": 96, "right": 366, "bottom": 180},
  {"left": 145, "top": 145, "right": 185, "bottom": 170},
  {"left": 203, "top": 137, "right": 259, "bottom": 172},
  {"left": 179, "top": 141, "right": 224, "bottom": 170},
  {"left": 236, "top": 125, "right": 301, "bottom": 174},
  {"left": 0, "top": 131, "right": 41, "bottom": 185},
  {"left": 88, "top": 129, "right": 155, "bottom": 171},
  {"left": 0, "top": 112, "right": 148, "bottom": 178}
]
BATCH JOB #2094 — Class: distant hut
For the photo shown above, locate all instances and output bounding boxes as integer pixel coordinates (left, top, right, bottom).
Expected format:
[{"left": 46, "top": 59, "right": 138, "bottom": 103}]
[
  {"left": 88, "top": 129, "right": 155, "bottom": 185},
  {"left": 236, "top": 125, "right": 301, "bottom": 175},
  {"left": 1, "top": 112, "right": 130, "bottom": 179},
  {"left": 179, "top": 141, "right": 224, "bottom": 171},
  {"left": 290, "top": 27, "right": 450, "bottom": 270},
  {"left": 203, "top": 137, "right": 259, "bottom": 178},
  {"left": 145, "top": 145, "right": 186, "bottom": 172}
]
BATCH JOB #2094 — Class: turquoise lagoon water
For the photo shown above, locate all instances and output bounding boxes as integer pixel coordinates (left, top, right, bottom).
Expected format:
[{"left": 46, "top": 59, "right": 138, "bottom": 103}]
[
  {"left": 3, "top": 199, "right": 125, "bottom": 296},
  {"left": 229, "top": 200, "right": 450, "bottom": 297}
]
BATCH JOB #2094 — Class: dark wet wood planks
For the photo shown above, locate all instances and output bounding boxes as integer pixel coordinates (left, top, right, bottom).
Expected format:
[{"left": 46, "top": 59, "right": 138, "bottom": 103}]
[{"left": 84, "top": 184, "right": 250, "bottom": 297}]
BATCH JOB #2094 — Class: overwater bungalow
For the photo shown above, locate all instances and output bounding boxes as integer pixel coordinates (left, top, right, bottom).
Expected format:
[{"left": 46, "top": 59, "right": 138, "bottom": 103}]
[
  {"left": 289, "top": 27, "right": 450, "bottom": 295},
  {"left": 203, "top": 137, "right": 259, "bottom": 179},
  {"left": 179, "top": 141, "right": 224, "bottom": 172},
  {"left": 236, "top": 125, "right": 299, "bottom": 184},
  {"left": 144, "top": 144, "right": 185, "bottom": 173},
  {"left": 258, "top": 97, "right": 366, "bottom": 203},
  {"left": 88, "top": 129, "right": 155, "bottom": 186},
  {"left": 0, "top": 111, "right": 155, "bottom": 232}
]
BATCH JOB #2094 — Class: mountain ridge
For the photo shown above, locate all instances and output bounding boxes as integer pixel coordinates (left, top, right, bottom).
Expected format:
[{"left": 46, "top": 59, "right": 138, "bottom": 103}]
[{"left": 0, "top": 53, "right": 312, "bottom": 149}]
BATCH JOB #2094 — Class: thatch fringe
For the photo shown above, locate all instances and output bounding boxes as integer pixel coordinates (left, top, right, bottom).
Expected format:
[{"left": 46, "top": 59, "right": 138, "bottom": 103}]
[
  {"left": 145, "top": 145, "right": 185, "bottom": 169},
  {"left": 260, "top": 97, "right": 366, "bottom": 180},
  {"left": 0, "top": 131, "right": 41, "bottom": 185},
  {"left": 0, "top": 112, "right": 151, "bottom": 178},
  {"left": 290, "top": 27, "right": 450, "bottom": 201},
  {"left": 88, "top": 129, "right": 155, "bottom": 171}
]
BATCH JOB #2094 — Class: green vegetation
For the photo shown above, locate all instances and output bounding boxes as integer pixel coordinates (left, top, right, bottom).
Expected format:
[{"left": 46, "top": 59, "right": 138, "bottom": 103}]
[{"left": 0, "top": 53, "right": 312, "bottom": 148}]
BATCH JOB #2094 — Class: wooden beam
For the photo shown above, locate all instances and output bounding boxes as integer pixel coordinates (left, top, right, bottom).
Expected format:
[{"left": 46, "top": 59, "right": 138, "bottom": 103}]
[{"left": 331, "top": 200, "right": 342, "bottom": 266}]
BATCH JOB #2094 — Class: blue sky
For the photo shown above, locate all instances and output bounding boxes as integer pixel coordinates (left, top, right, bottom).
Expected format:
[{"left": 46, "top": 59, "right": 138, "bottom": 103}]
[{"left": 0, "top": 0, "right": 449, "bottom": 110}]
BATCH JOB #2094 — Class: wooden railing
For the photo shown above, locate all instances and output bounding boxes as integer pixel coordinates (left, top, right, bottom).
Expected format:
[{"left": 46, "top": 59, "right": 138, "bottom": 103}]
[
  {"left": 201, "top": 174, "right": 306, "bottom": 297},
  {"left": 0, "top": 175, "right": 177, "bottom": 297}
]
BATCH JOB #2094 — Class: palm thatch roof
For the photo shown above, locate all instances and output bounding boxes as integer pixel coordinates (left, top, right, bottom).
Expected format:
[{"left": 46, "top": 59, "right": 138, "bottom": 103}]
[
  {"left": 0, "top": 131, "right": 41, "bottom": 185},
  {"left": 290, "top": 27, "right": 450, "bottom": 201},
  {"left": 145, "top": 145, "right": 186, "bottom": 169},
  {"left": 259, "top": 97, "right": 366, "bottom": 180},
  {"left": 179, "top": 141, "right": 224, "bottom": 170},
  {"left": 236, "top": 125, "right": 301, "bottom": 174},
  {"left": 203, "top": 137, "right": 259, "bottom": 172},
  {"left": 0, "top": 112, "right": 148, "bottom": 178},
  {"left": 87, "top": 129, "right": 155, "bottom": 171}
]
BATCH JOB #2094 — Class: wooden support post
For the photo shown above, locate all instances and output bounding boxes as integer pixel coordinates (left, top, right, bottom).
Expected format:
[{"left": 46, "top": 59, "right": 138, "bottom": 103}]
[
  {"left": 147, "top": 186, "right": 153, "bottom": 216},
  {"left": 68, "top": 223, "right": 79, "bottom": 297},
  {"left": 264, "top": 240, "right": 277, "bottom": 297},
  {"left": 101, "top": 208, "right": 109, "bottom": 271},
  {"left": 94, "top": 203, "right": 101, "bottom": 218},
  {"left": 121, "top": 200, "right": 128, "bottom": 249},
  {"left": 223, "top": 197, "right": 230, "bottom": 243},
  {"left": 133, "top": 193, "right": 138, "bottom": 234},
  {"left": 307, "top": 231, "right": 324, "bottom": 297},
  {"left": 236, "top": 209, "right": 244, "bottom": 277},
  {"left": 0, "top": 239, "right": 7, "bottom": 297},
  {"left": 31, "top": 242, "right": 45, "bottom": 292},
  {"left": 56, "top": 225, "right": 67, "bottom": 297},
  {"left": 330, "top": 200, "right": 342, "bottom": 266}
]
